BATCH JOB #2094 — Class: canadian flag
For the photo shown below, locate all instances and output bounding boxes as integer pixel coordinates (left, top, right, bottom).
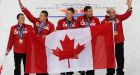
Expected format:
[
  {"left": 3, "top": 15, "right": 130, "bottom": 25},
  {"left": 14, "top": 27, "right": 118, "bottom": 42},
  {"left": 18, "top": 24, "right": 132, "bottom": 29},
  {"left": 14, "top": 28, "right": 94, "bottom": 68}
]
[
  {"left": 45, "top": 23, "right": 116, "bottom": 74},
  {"left": 25, "top": 22, "right": 116, "bottom": 74}
]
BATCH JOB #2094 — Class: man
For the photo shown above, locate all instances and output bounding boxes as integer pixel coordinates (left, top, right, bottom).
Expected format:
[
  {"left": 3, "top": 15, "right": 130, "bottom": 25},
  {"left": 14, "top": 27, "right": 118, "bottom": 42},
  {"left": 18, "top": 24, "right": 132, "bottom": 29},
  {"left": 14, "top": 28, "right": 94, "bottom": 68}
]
[
  {"left": 101, "top": 0, "right": 132, "bottom": 75},
  {"left": 56, "top": 7, "right": 79, "bottom": 75},
  {"left": 56, "top": 7, "right": 79, "bottom": 30},
  {"left": 77, "top": 6, "right": 100, "bottom": 28},
  {"left": 77, "top": 6, "right": 100, "bottom": 75},
  {"left": 6, "top": 13, "right": 33, "bottom": 75},
  {"left": 18, "top": 0, "right": 55, "bottom": 75}
]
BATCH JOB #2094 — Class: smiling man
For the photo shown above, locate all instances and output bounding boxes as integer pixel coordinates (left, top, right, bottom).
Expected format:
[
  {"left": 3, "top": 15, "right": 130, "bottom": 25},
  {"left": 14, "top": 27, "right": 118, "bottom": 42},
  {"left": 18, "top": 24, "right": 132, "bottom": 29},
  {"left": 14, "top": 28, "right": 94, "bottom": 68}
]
[
  {"left": 101, "top": 0, "right": 132, "bottom": 75},
  {"left": 56, "top": 7, "right": 79, "bottom": 75},
  {"left": 18, "top": 0, "right": 55, "bottom": 75},
  {"left": 6, "top": 13, "right": 33, "bottom": 75},
  {"left": 77, "top": 6, "right": 100, "bottom": 75}
]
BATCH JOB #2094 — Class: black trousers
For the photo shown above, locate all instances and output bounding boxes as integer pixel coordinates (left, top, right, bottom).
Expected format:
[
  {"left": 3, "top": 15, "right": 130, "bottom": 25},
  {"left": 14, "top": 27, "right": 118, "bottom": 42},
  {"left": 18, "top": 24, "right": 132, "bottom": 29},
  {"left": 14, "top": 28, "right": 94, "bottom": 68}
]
[
  {"left": 79, "top": 71, "right": 85, "bottom": 75},
  {"left": 36, "top": 73, "right": 49, "bottom": 75},
  {"left": 60, "top": 72, "right": 74, "bottom": 75},
  {"left": 61, "top": 70, "right": 95, "bottom": 75},
  {"left": 79, "top": 70, "right": 94, "bottom": 75},
  {"left": 86, "top": 70, "right": 94, "bottom": 75},
  {"left": 14, "top": 53, "right": 29, "bottom": 75},
  {"left": 107, "top": 42, "right": 124, "bottom": 75}
]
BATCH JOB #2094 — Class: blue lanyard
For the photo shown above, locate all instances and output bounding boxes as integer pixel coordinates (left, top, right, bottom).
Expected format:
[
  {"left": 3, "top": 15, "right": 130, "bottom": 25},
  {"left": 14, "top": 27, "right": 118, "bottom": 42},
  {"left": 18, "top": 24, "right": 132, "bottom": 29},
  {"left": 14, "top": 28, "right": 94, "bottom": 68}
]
[
  {"left": 109, "top": 18, "right": 117, "bottom": 31},
  {"left": 38, "top": 22, "right": 46, "bottom": 34},
  {"left": 67, "top": 21, "right": 73, "bottom": 29},
  {"left": 84, "top": 19, "right": 90, "bottom": 27},
  {"left": 114, "top": 18, "right": 117, "bottom": 31},
  {"left": 17, "top": 25, "right": 24, "bottom": 39}
]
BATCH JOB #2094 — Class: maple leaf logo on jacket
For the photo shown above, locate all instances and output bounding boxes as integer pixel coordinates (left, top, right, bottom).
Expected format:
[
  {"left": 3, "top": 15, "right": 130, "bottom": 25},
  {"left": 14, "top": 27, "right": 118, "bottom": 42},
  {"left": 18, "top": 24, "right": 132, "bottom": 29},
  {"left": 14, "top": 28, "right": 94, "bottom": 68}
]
[{"left": 52, "top": 34, "right": 85, "bottom": 68}]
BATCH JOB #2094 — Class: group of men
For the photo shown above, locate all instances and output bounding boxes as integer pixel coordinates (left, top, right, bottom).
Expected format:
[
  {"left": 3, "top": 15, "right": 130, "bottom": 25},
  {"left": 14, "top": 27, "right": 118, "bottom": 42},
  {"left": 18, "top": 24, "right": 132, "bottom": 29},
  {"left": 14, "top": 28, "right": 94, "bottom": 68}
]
[{"left": 5, "top": 0, "right": 132, "bottom": 75}]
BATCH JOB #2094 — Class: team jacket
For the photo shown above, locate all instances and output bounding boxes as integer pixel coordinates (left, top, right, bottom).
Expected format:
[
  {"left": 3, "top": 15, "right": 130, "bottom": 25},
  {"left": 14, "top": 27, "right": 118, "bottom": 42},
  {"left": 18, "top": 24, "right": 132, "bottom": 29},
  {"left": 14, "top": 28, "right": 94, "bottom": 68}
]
[
  {"left": 77, "top": 15, "right": 100, "bottom": 28},
  {"left": 22, "top": 7, "right": 55, "bottom": 41},
  {"left": 7, "top": 24, "right": 33, "bottom": 53},
  {"left": 101, "top": 9, "right": 132, "bottom": 44},
  {"left": 21, "top": 7, "right": 55, "bottom": 73},
  {"left": 56, "top": 17, "right": 79, "bottom": 30}
]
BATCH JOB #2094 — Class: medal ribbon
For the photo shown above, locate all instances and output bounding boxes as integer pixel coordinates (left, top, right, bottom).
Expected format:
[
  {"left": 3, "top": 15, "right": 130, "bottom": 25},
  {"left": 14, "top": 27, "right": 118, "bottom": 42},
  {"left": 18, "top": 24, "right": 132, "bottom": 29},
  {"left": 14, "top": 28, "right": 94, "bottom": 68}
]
[
  {"left": 67, "top": 21, "right": 73, "bottom": 29},
  {"left": 38, "top": 22, "right": 46, "bottom": 34},
  {"left": 84, "top": 18, "right": 90, "bottom": 27},
  {"left": 114, "top": 18, "right": 117, "bottom": 31},
  {"left": 109, "top": 18, "right": 117, "bottom": 31},
  {"left": 17, "top": 25, "right": 24, "bottom": 39}
]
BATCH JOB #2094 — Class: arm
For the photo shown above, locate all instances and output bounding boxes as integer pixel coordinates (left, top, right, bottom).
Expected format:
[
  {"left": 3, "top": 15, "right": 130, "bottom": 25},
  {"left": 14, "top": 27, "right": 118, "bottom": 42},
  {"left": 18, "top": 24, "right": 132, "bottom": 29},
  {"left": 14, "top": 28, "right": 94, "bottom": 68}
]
[
  {"left": 56, "top": 20, "right": 63, "bottom": 30},
  {"left": 6, "top": 27, "right": 14, "bottom": 53},
  {"left": 101, "top": 19, "right": 106, "bottom": 24},
  {"left": 76, "top": 17, "right": 82, "bottom": 28},
  {"left": 49, "top": 24, "right": 55, "bottom": 33},
  {"left": 119, "top": 0, "right": 132, "bottom": 21},
  {"left": 18, "top": 0, "right": 37, "bottom": 24},
  {"left": 119, "top": 9, "right": 132, "bottom": 21},
  {"left": 96, "top": 18, "right": 100, "bottom": 25}
]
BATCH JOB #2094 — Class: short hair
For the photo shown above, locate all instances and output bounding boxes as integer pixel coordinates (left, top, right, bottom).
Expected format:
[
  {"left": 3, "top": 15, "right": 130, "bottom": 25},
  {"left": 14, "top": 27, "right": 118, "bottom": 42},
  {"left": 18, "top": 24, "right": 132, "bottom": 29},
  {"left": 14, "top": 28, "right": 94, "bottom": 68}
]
[
  {"left": 106, "top": 7, "right": 115, "bottom": 14},
  {"left": 84, "top": 6, "right": 92, "bottom": 12},
  {"left": 17, "top": 13, "right": 24, "bottom": 19},
  {"left": 41, "top": 10, "right": 48, "bottom": 17},
  {"left": 67, "top": 7, "right": 75, "bottom": 14}
]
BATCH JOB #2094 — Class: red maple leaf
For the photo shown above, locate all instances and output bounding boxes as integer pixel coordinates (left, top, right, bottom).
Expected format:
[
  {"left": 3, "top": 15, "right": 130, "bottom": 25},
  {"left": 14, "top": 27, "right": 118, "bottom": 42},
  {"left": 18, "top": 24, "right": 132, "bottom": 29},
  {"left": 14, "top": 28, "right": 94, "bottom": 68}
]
[{"left": 52, "top": 34, "right": 85, "bottom": 68}]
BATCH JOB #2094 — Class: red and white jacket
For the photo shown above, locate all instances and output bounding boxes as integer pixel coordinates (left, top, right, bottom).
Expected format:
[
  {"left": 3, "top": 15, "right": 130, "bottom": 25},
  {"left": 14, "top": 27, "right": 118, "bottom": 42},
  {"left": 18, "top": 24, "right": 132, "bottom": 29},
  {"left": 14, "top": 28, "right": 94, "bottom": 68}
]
[
  {"left": 101, "top": 9, "right": 132, "bottom": 44},
  {"left": 22, "top": 7, "right": 55, "bottom": 42},
  {"left": 56, "top": 17, "right": 79, "bottom": 30},
  {"left": 77, "top": 15, "right": 100, "bottom": 28},
  {"left": 7, "top": 24, "right": 33, "bottom": 53}
]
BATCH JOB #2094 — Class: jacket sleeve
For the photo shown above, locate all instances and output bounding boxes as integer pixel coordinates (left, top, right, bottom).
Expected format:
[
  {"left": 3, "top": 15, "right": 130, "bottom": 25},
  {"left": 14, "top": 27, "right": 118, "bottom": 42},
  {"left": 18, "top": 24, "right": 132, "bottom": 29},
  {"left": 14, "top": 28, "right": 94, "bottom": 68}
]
[
  {"left": 56, "top": 20, "right": 63, "bottom": 30},
  {"left": 101, "top": 19, "right": 106, "bottom": 24},
  {"left": 118, "top": 9, "right": 132, "bottom": 21},
  {"left": 74, "top": 20, "right": 80, "bottom": 28},
  {"left": 49, "top": 23, "right": 55, "bottom": 34},
  {"left": 22, "top": 7, "right": 37, "bottom": 24},
  {"left": 7, "top": 27, "right": 14, "bottom": 51},
  {"left": 76, "top": 17, "right": 82, "bottom": 28},
  {"left": 96, "top": 18, "right": 100, "bottom": 25}
]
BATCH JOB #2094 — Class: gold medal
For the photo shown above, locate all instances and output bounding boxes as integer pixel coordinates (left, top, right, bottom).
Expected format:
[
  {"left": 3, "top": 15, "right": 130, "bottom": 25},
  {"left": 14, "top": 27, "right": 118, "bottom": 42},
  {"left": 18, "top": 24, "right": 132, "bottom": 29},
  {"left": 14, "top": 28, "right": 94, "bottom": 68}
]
[{"left": 19, "top": 39, "right": 23, "bottom": 44}]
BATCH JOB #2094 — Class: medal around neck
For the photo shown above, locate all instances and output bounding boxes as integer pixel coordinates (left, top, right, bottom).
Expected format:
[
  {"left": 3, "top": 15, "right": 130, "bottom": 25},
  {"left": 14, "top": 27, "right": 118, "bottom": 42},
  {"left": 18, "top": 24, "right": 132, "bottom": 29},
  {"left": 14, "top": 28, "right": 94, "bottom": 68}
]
[{"left": 19, "top": 39, "right": 23, "bottom": 44}]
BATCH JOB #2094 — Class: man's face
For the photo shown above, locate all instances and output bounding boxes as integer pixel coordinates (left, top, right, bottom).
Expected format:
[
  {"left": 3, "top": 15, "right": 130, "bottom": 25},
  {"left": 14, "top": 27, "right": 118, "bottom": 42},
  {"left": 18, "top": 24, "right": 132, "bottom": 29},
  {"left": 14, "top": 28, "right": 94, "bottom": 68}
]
[
  {"left": 85, "top": 9, "right": 93, "bottom": 17},
  {"left": 39, "top": 13, "right": 47, "bottom": 22},
  {"left": 66, "top": 11, "right": 74, "bottom": 20},
  {"left": 107, "top": 9, "right": 116, "bottom": 19},
  {"left": 18, "top": 15, "right": 25, "bottom": 24}
]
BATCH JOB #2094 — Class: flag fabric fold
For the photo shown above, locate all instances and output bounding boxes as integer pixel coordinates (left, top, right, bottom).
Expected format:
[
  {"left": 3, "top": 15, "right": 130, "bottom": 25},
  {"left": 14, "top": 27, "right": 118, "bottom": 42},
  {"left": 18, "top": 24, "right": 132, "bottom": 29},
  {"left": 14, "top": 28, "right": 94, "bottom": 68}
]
[
  {"left": 90, "top": 22, "right": 115, "bottom": 69},
  {"left": 25, "top": 32, "right": 48, "bottom": 73}
]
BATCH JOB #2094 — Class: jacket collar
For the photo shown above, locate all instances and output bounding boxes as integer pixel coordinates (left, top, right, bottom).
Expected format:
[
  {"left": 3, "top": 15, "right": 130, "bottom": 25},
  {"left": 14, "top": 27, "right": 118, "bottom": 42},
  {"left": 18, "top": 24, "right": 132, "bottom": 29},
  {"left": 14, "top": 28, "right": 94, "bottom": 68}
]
[
  {"left": 64, "top": 17, "right": 75, "bottom": 22},
  {"left": 105, "top": 15, "right": 118, "bottom": 21},
  {"left": 37, "top": 18, "right": 49, "bottom": 23},
  {"left": 17, "top": 23, "right": 25, "bottom": 27}
]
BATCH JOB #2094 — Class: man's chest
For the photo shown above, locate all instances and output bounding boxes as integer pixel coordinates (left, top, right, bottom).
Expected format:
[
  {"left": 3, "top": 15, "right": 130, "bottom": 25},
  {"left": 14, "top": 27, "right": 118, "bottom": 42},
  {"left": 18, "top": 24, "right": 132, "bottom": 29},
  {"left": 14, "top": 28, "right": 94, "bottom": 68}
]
[{"left": 80, "top": 19, "right": 97, "bottom": 26}]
